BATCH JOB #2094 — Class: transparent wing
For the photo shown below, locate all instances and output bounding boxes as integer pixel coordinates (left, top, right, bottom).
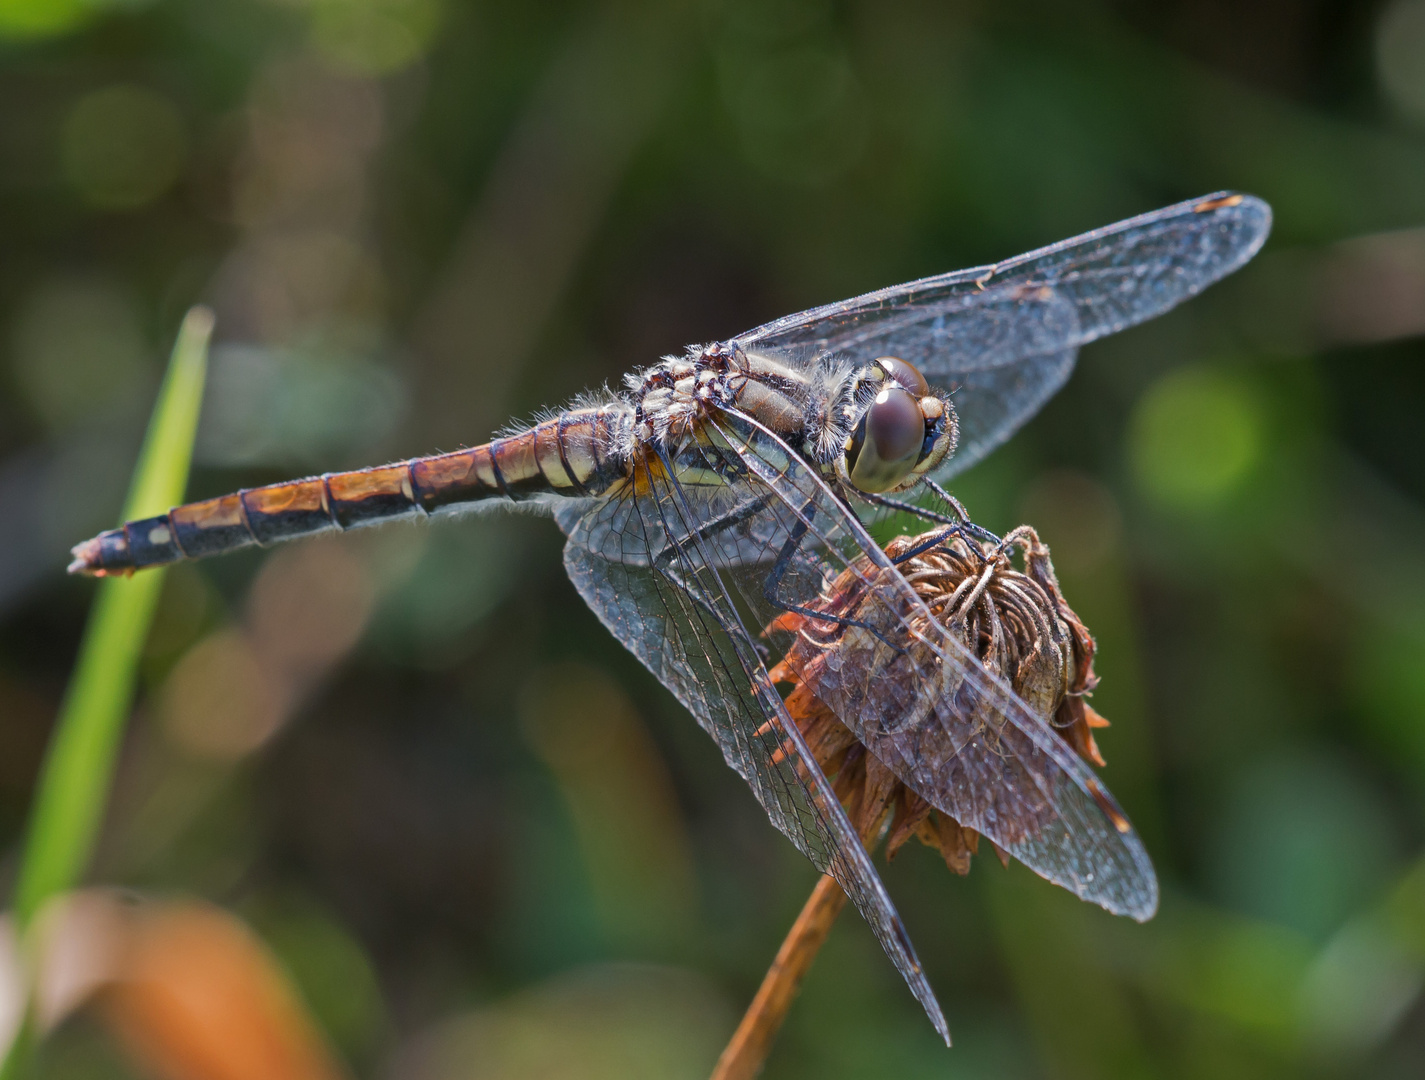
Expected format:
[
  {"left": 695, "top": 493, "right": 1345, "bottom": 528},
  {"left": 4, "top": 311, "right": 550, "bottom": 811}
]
[
  {"left": 560, "top": 468, "right": 951, "bottom": 1042},
  {"left": 941, "top": 349, "right": 1076, "bottom": 477},
  {"left": 697, "top": 409, "right": 1159, "bottom": 921},
  {"left": 736, "top": 192, "right": 1270, "bottom": 478}
]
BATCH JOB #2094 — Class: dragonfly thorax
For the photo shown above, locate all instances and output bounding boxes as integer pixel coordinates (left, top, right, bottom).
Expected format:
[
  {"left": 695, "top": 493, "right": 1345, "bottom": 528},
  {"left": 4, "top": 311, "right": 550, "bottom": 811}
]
[
  {"left": 626, "top": 344, "right": 955, "bottom": 496},
  {"left": 629, "top": 342, "right": 842, "bottom": 457}
]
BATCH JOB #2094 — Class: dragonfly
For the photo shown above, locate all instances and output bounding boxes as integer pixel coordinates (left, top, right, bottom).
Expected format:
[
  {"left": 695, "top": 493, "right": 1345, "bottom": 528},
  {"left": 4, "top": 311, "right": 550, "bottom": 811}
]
[{"left": 70, "top": 191, "right": 1271, "bottom": 1043}]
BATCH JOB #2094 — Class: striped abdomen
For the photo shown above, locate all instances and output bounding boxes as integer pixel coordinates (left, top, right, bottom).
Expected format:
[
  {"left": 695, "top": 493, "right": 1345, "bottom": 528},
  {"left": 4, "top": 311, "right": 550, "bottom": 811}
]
[{"left": 68, "top": 406, "right": 630, "bottom": 577}]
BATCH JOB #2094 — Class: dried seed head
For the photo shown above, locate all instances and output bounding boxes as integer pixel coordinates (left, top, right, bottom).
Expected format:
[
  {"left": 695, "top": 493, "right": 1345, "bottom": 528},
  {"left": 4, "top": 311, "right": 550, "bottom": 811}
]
[{"left": 768, "top": 526, "right": 1109, "bottom": 874}]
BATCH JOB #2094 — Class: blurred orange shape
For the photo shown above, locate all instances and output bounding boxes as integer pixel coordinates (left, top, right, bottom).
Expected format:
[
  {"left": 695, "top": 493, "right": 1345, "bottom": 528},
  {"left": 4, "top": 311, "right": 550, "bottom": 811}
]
[{"left": 100, "top": 900, "right": 347, "bottom": 1080}]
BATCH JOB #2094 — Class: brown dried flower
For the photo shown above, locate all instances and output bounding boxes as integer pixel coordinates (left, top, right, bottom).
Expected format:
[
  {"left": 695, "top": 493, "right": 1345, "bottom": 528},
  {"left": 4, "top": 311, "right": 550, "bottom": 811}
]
[{"left": 767, "top": 525, "right": 1111, "bottom": 873}]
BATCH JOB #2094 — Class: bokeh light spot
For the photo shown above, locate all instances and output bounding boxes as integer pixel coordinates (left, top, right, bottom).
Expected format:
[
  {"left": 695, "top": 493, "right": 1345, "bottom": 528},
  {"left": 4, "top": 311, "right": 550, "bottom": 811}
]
[
  {"left": 392, "top": 965, "right": 730, "bottom": 1080},
  {"left": 1349, "top": 619, "right": 1425, "bottom": 780},
  {"left": 1299, "top": 918, "right": 1425, "bottom": 1055},
  {"left": 1129, "top": 365, "right": 1263, "bottom": 509},
  {"left": 61, "top": 84, "right": 186, "bottom": 210},
  {"left": 246, "top": 536, "right": 376, "bottom": 682},
  {"left": 1204, "top": 753, "right": 1400, "bottom": 940},
  {"left": 1377, "top": 0, "right": 1425, "bottom": 124},
  {"left": 9, "top": 277, "right": 150, "bottom": 430},
  {"left": 521, "top": 663, "right": 697, "bottom": 949},
  {"left": 1017, "top": 469, "right": 1123, "bottom": 575},
  {"left": 369, "top": 518, "right": 519, "bottom": 663},
  {"left": 103, "top": 900, "right": 347, "bottom": 1080},
  {"left": 718, "top": 43, "right": 869, "bottom": 186},
  {"left": 197, "top": 341, "right": 406, "bottom": 469},
  {"left": 158, "top": 628, "right": 289, "bottom": 762},
  {"left": 0, "top": 0, "right": 125, "bottom": 40},
  {"left": 721, "top": 0, "right": 833, "bottom": 44},
  {"left": 247, "top": 896, "right": 388, "bottom": 1061},
  {"left": 308, "top": 0, "right": 442, "bottom": 76}
]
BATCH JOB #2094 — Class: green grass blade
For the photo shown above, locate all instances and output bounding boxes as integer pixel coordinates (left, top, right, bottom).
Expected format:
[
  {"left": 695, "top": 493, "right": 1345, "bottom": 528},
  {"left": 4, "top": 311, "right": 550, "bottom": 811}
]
[{"left": 12, "top": 306, "right": 213, "bottom": 926}]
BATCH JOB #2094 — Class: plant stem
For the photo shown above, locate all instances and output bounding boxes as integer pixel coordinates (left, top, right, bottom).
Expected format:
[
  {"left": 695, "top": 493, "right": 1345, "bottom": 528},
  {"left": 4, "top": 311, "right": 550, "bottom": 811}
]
[
  {"left": 11, "top": 305, "right": 213, "bottom": 927},
  {"left": 709, "top": 874, "right": 848, "bottom": 1080},
  {"left": 1, "top": 308, "right": 212, "bottom": 1079},
  {"left": 711, "top": 778, "right": 896, "bottom": 1080}
]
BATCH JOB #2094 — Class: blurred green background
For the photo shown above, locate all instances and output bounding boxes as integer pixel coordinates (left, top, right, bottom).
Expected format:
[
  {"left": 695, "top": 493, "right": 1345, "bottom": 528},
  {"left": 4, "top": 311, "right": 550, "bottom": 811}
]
[{"left": 3, "top": 0, "right": 1425, "bottom": 1076}]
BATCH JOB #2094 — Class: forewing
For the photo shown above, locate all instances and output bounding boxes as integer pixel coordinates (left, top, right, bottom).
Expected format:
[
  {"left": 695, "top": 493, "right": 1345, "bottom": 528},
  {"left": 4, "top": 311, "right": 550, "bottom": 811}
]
[
  {"left": 561, "top": 469, "right": 951, "bottom": 1042},
  {"left": 942, "top": 349, "right": 1077, "bottom": 477},
  {"left": 705, "top": 409, "right": 1159, "bottom": 921},
  {"left": 736, "top": 192, "right": 1270, "bottom": 478}
]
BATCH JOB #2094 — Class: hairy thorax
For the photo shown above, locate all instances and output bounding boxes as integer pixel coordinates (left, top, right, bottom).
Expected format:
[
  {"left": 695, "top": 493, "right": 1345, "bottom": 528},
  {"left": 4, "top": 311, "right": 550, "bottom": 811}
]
[{"left": 626, "top": 342, "right": 850, "bottom": 468}]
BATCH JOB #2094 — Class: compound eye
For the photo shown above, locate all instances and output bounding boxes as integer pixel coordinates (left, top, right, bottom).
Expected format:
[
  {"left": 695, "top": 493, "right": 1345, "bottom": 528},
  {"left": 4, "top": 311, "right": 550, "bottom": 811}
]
[
  {"left": 847, "top": 387, "right": 924, "bottom": 493},
  {"left": 876, "top": 356, "right": 929, "bottom": 398}
]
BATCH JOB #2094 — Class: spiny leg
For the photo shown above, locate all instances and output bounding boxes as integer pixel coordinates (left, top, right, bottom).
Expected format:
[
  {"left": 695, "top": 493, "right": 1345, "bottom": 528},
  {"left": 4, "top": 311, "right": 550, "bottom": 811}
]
[
  {"left": 762, "top": 503, "right": 903, "bottom": 654},
  {"left": 647, "top": 489, "right": 892, "bottom": 654},
  {"left": 922, "top": 478, "right": 1009, "bottom": 555},
  {"left": 644, "top": 470, "right": 900, "bottom": 651},
  {"left": 857, "top": 479, "right": 1003, "bottom": 564},
  {"left": 650, "top": 490, "right": 775, "bottom": 577}
]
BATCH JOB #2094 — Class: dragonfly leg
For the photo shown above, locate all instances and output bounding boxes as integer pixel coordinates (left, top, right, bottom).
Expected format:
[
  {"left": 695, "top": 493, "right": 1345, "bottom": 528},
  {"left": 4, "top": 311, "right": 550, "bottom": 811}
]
[
  {"left": 857, "top": 481, "right": 1001, "bottom": 564},
  {"left": 646, "top": 489, "right": 779, "bottom": 662},
  {"left": 762, "top": 508, "right": 903, "bottom": 655},
  {"left": 922, "top": 479, "right": 1003, "bottom": 548},
  {"left": 854, "top": 492, "right": 967, "bottom": 563},
  {"left": 650, "top": 491, "right": 776, "bottom": 576},
  {"left": 642, "top": 473, "right": 897, "bottom": 651}
]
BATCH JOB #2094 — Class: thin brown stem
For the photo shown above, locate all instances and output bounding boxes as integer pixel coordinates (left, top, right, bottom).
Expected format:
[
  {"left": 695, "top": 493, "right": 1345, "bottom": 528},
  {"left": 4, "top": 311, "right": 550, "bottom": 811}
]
[
  {"left": 711, "top": 790, "right": 893, "bottom": 1080},
  {"left": 708, "top": 873, "right": 847, "bottom": 1080}
]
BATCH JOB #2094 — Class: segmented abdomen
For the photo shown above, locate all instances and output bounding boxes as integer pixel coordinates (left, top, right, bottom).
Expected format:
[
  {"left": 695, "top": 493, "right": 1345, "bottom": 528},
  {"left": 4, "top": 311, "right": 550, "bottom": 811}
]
[{"left": 69, "top": 406, "right": 629, "bottom": 576}]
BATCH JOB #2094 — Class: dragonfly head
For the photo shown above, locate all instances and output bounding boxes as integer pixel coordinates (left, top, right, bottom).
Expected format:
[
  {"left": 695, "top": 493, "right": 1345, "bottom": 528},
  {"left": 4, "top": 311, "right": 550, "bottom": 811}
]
[{"left": 842, "top": 357, "right": 957, "bottom": 494}]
